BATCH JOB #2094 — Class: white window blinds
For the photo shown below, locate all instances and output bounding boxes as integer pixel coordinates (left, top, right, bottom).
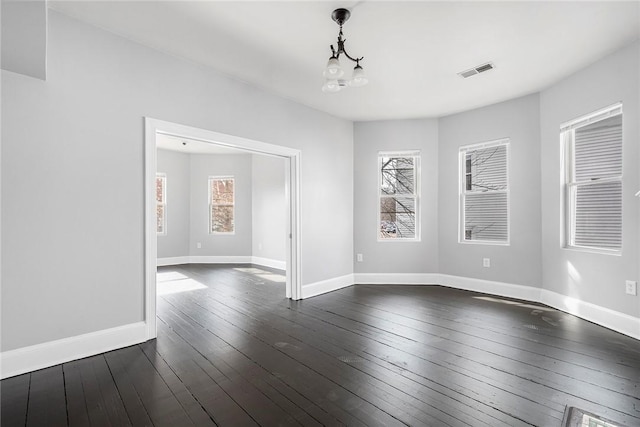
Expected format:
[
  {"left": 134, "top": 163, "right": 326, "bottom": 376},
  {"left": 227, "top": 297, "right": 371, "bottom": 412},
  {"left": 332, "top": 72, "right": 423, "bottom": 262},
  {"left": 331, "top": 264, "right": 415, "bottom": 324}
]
[
  {"left": 564, "top": 106, "right": 622, "bottom": 252},
  {"left": 460, "top": 140, "right": 509, "bottom": 243}
]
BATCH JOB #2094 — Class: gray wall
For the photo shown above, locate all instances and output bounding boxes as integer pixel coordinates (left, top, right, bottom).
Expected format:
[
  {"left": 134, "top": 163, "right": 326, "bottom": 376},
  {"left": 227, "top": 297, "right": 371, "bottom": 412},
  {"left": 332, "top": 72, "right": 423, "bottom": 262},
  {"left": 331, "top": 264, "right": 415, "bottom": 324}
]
[
  {"left": 156, "top": 149, "right": 190, "bottom": 258},
  {"left": 1, "top": 11, "right": 353, "bottom": 352},
  {"left": 540, "top": 41, "right": 639, "bottom": 317},
  {"left": 353, "top": 119, "right": 439, "bottom": 273},
  {"left": 190, "top": 153, "right": 252, "bottom": 257},
  {"left": 438, "top": 94, "right": 542, "bottom": 288},
  {"left": 252, "top": 155, "right": 286, "bottom": 263}
]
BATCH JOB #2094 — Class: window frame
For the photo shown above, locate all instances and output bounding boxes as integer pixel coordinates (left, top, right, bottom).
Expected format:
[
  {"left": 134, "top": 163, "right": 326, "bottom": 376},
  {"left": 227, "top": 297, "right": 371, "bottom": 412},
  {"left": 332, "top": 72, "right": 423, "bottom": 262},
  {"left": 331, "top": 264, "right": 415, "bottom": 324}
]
[
  {"left": 377, "top": 150, "right": 421, "bottom": 242},
  {"left": 208, "top": 176, "right": 235, "bottom": 235},
  {"left": 561, "top": 103, "right": 623, "bottom": 255},
  {"left": 156, "top": 173, "right": 167, "bottom": 236},
  {"left": 458, "top": 138, "right": 510, "bottom": 245}
]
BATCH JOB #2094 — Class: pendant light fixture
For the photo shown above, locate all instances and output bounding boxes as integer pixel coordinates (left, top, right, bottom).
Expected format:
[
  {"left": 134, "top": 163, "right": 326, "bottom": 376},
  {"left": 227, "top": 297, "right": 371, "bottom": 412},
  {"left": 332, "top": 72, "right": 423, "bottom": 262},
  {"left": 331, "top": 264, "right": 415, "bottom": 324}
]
[{"left": 322, "top": 8, "right": 368, "bottom": 93}]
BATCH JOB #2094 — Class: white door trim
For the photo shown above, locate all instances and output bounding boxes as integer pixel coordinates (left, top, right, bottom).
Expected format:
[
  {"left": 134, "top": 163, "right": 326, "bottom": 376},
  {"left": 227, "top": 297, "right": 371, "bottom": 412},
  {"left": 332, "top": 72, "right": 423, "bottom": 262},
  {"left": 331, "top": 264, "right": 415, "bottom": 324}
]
[{"left": 144, "top": 118, "right": 302, "bottom": 340}]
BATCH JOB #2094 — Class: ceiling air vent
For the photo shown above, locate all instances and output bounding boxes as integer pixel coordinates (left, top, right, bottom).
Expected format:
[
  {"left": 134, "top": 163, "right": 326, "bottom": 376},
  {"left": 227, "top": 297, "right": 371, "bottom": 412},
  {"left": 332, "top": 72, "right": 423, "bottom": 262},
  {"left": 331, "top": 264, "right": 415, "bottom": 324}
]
[{"left": 458, "top": 62, "right": 495, "bottom": 78}]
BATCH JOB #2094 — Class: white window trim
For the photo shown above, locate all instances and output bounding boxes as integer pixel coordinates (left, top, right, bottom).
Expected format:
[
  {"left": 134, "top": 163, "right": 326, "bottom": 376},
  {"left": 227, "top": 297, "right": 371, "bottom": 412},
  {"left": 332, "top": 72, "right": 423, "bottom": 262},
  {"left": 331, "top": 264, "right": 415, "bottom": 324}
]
[
  {"left": 458, "top": 138, "right": 510, "bottom": 246},
  {"left": 156, "top": 173, "right": 167, "bottom": 236},
  {"left": 562, "top": 103, "right": 623, "bottom": 255},
  {"left": 377, "top": 150, "right": 421, "bottom": 243},
  {"left": 209, "top": 176, "right": 235, "bottom": 235}
]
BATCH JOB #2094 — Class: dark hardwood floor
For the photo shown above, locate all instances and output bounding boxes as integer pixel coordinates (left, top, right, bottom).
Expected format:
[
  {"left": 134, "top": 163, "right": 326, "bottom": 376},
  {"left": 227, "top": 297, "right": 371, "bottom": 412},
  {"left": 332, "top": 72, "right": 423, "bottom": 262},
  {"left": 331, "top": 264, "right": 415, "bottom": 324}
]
[{"left": 2, "top": 264, "right": 640, "bottom": 426}]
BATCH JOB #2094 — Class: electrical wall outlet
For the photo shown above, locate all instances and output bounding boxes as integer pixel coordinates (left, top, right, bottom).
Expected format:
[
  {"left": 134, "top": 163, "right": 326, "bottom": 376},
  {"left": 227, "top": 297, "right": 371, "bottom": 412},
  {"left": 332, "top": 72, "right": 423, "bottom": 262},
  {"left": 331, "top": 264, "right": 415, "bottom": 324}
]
[
  {"left": 196, "top": 242, "right": 202, "bottom": 249},
  {"left": 626, "top": 280, "right": 637, "bottom": 296},
  {"left": 357, "top": 253, "right": 363, "bottom": 262},
  {"left": 483, "top": 258, "right": 490, "bottom": 268}
]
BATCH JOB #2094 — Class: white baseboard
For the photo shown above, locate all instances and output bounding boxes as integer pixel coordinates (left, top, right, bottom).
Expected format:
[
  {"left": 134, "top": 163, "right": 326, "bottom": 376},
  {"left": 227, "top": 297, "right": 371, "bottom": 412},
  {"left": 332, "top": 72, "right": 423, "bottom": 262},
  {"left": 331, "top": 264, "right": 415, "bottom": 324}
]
[
  {"left": 251, "top": 257, "right": 286, "bottom": 271},
  {"left": 189, "top": 255, "right": 252, "bottom": 264},
  {"left": 353, "top": 273, "right": 639, "bottom": 341},
  {"left": 302, "top": 274, "right": 355, "bottom": 299},
  {"left": 540, "top": 290, "right": 640, "bottom": 340},
  {"left": 158, "top": 256, "right": 252, "bottom": 266},
  {"left": 157, "top": 256, "right": 284, "bottom": 270},
  {"left": 437, "top": 274, "right": 543, "bottom": 302},
  {"left": 0, "top": 321, "right": 147, "bottom": 379},
  {"left": 157, "top": 256, "right": 190, "bottom": 266},
  {"left": 354, "top": 273, "right": 441, "bottom": 285}
]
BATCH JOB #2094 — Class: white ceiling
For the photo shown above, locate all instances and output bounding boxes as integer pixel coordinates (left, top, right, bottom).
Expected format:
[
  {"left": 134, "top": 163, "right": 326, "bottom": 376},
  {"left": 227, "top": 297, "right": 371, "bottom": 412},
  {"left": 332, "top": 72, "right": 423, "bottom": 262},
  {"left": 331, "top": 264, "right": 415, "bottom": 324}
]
[{"left": 50, "top": 1, "right": 640, "bottom": 121}]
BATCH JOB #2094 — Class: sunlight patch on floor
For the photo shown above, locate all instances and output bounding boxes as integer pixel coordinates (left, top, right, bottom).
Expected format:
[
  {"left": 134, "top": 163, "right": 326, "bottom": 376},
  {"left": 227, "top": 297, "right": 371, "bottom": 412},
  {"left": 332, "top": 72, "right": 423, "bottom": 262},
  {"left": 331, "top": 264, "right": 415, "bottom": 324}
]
[
  {"left": 157, "top": 271, "right": 207, "bottom": 295},
  {"left": 234, "top": 267, "right": 286, "bottom": 283},
  {"left": 157, "top": 271, "right": 188, "bottom": 282}
]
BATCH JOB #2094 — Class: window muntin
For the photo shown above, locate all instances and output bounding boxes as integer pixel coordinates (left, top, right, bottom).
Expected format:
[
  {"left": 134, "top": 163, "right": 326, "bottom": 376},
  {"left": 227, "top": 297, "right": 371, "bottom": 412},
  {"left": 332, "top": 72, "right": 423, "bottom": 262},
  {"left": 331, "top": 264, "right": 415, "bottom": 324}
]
[
  {"left": 563, "top": 104, "right": 622, "bottom": 253},
  {"left": 156, "top": 173, "right": 167, "bottom": 235},
  {"left": 378, "top": 152, "right": 420, "bottom": 241},
  {"left": 459, "top": 139, "right": 509, "bottom": 244},
  {"left": 209, "top": 177, "right": 235, "bottom": 234}
]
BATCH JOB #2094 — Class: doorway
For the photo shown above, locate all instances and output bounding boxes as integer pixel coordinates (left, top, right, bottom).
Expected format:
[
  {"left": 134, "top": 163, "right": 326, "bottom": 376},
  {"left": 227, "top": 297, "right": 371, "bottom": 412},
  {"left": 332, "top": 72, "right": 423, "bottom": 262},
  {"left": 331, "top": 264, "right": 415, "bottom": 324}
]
[{"left": 144, "top": 118, "right": 301, "bottom": 340}]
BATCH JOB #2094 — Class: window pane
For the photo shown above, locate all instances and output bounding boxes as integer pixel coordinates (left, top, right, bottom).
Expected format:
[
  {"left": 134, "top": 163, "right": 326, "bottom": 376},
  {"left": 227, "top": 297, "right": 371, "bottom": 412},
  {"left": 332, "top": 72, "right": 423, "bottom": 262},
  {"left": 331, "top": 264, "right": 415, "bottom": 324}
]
[
  {"left": 211, "top": 205, "right": 234, "bottom": 233},
  {"left": 573, "top": 181, "right": 622, "bottom": 250},
  {"left": 156, "top": 176, "right": 164, "bottom": 203},
  {"left": 466, "top": 145, "right": 507, "bottom": 192},
  {"left": 381, "top": 157, "right": 415, "bottom": 195},
  {"left": 460, "top": 140, "right": 509, "bottom": 244},
  {"left": 211, "top": 179, "right": 234, "bottom": 204},
  {"left": 574, "top": 115, "right": 622, "bottom": 181},
  {"left": 156, "top": 205, "right": 165, "bottom": 234},
  {"left": 464, "top": 192, "right": 508, "bottom": 242},
  {"left": 380, "top": 196, "right": 416, "bottom": 239}
]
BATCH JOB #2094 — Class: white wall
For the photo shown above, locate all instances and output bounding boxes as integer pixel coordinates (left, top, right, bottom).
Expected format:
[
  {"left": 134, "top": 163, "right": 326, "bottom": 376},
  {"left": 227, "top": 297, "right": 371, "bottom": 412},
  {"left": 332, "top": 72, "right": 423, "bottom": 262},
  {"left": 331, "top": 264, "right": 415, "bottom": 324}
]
[
  {"left": 438, "top": 94, "right": 542, "bottom": 288},
  {"left": 1, "top": 11, "right": 353, "bottom": 352},
  {"left": 353, "top": 119, "right": 439, "bottom": 273},
  {"left": 252, "top": 154, "right": 286, "bottom": 264},
  {"left": 156, "top": 149, "right": 190, "bottom": 258},
  {"left": 190, "top": 153, "right": 252, "bottom": 257},
  {"left": 540, "top": 41, "right": 639, "bottom": 318},
  {"left": 1, "top": 0, "right": 47, "bottom": 80}
]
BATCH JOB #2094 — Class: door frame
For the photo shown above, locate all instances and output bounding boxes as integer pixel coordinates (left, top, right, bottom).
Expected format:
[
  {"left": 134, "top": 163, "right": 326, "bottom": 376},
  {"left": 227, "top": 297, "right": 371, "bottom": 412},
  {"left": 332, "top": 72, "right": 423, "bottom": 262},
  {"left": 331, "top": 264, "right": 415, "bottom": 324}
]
[{"left": 144, "top": 118, "right": 301, "bottom": 340}]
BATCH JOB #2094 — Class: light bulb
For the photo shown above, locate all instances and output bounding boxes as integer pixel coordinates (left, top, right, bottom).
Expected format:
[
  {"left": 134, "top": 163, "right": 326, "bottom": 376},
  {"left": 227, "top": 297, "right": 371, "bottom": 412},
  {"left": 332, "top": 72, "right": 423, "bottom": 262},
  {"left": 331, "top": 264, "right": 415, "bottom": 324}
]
[
  {"left": 322, "top": 79, "right": 341, "bottom": 93},
  {"left": 323, "top": 57, "right": 344, "bottom": 79},
  {"left": 349, "top": 64, "right": 368, "bottom": 87}
]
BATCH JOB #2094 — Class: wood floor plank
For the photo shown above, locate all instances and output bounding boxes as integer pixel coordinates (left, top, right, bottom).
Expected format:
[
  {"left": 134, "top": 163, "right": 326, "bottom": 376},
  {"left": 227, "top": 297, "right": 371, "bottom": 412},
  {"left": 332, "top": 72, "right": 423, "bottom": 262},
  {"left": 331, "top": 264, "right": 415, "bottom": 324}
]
[
  {"left": 26, "top": 365, "right": 67, "bottom": 427},
  {"left": 0, "top": 373, "right": 30, "bottom": 426},
  {"left": 104, "top": 345, "right": 197, "bottom": 427},
  {"left": 138, "top": 340, "right": 217, "bottom": 427},
  {"left": 62, "top": 362, "right": 91, "bottom": 427}
]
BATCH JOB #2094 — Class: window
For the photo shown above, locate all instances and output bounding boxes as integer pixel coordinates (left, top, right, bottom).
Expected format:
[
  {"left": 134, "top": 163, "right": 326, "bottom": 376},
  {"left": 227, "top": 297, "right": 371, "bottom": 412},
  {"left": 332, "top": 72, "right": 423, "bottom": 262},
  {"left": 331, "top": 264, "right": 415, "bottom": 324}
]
[
  {"left": 378, "top": 151, "right": 420, "bottom": 240},
  {"left": 562, "top": 103, "right": 622, "bottom": 253},
  {"left": 459, "top": 139, "right": 509, "bottom": 244},
  {"left": 209, "top": 177, "right": 235, "bottom": 234},
  {"left": 156, "top": 173, "right": 166, "bottom": 235}
]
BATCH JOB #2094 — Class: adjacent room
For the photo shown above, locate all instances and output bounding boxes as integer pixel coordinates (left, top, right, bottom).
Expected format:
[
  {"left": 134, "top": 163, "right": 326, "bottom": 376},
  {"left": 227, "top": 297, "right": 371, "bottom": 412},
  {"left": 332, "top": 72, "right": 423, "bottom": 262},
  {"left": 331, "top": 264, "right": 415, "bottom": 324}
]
[{"left": 1, "top": 1, "right": 639, "bottom": 426}]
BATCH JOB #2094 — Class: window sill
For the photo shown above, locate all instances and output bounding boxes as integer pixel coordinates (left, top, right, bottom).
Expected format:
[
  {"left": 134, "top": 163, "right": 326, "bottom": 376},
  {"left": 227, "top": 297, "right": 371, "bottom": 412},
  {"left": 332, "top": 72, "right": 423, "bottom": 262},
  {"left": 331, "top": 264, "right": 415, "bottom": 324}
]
[
  {"left": 563, "top": 246, "right": 621, "bottom": 256},
  {"left": 459, "top": 240, "right": 510, "bottom": 246}
]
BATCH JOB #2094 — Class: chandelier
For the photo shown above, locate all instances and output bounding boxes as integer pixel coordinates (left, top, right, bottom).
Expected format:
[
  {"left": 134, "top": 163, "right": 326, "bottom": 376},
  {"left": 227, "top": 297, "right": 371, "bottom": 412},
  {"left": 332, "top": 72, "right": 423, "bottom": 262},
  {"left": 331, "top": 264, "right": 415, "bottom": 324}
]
[{"left": 322, "top": 8, "right": 368, "bottom": 93}]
